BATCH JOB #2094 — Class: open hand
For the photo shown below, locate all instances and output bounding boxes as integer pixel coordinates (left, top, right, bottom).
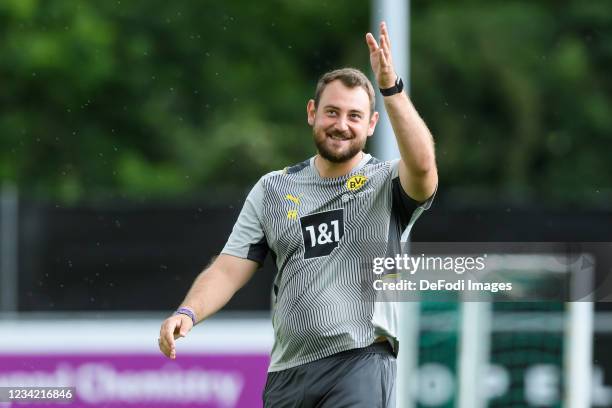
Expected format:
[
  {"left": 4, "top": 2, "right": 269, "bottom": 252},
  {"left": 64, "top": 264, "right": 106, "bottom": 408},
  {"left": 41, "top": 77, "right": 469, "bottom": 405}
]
[{"left": 365, "top": 21, "right": 397, "bottom": 89}]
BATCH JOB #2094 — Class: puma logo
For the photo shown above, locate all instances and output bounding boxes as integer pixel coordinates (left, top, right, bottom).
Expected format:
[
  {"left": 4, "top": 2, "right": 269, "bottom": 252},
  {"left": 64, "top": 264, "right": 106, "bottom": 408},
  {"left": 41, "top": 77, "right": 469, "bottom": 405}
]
[{"left": 285, "top": 194, "right": 301, "bottom": 205}]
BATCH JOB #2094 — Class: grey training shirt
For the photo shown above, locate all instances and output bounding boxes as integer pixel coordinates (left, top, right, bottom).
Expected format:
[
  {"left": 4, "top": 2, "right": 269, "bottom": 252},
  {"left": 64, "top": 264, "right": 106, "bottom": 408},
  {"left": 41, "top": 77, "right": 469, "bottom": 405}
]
[{"left": 222, "top": 154, "right": 433, "bottom": 372}]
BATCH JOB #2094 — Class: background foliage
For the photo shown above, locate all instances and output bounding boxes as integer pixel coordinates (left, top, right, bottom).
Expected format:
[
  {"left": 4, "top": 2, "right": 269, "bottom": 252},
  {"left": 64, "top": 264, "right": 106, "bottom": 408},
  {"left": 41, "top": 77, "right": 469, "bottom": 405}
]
[{"left": 1, "top": 0, "right": 610, "bottom": 206}]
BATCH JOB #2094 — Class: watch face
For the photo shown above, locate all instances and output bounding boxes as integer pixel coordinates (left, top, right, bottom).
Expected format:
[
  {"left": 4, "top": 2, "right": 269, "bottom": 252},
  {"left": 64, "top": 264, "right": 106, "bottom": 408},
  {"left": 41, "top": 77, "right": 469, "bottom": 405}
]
[
  {"left": 381, "top": 77, "right": 403, "bottom": 96},
  {"left": 395, "top": 77, "right": 403, "bottom": 91}
]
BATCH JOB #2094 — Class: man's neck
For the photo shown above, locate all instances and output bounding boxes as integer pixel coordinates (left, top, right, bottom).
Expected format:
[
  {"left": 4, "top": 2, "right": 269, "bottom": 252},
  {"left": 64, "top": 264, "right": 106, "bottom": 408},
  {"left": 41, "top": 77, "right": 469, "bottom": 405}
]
[{"left": 314, "top": 152, "right": 365, "bottom": 178}]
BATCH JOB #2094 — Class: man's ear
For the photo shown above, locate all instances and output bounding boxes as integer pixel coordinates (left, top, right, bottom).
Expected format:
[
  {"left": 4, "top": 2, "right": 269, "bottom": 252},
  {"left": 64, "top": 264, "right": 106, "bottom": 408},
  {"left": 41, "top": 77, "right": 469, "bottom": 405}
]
[
  {"left": 367, "top": 111, "right": 379, "bottom": 137},
  {"left": 307, "top": 99, "right": 316, "bottom": 126}
]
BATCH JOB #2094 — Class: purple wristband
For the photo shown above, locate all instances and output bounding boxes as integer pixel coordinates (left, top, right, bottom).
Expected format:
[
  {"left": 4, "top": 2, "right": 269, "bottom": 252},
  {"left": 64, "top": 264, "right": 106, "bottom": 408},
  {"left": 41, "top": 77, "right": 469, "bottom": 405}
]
[{"left": 174, "top": 307, "right": 196, "bottom": 325}]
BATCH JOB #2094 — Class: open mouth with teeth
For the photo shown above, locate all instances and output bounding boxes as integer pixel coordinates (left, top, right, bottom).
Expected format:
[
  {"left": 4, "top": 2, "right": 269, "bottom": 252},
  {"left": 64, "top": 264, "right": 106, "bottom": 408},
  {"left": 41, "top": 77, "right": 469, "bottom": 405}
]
[{"left": 327, "top": 132, "right": 352, "bottom": 141}]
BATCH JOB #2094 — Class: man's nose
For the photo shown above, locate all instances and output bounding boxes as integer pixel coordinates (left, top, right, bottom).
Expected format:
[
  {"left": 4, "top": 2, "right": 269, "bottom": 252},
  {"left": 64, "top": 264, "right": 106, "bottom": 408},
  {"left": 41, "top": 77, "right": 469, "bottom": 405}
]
[{"left": 334, "top": 116, "right": 349, "bottom": 132}]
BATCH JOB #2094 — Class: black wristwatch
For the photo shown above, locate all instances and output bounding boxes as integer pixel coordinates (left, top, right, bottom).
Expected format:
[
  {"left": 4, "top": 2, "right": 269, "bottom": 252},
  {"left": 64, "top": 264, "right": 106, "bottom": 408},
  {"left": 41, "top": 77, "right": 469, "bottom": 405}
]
[{"left": 380, "top": 76, "right": 404, "bottom": 97}]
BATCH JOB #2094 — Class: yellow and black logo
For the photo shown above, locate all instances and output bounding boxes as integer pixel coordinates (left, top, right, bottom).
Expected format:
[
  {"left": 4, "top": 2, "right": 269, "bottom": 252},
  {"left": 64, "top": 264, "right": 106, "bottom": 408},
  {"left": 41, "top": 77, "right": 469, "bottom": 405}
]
[{"left": 346, "top": 175, "right": 367, "bottom": 191}]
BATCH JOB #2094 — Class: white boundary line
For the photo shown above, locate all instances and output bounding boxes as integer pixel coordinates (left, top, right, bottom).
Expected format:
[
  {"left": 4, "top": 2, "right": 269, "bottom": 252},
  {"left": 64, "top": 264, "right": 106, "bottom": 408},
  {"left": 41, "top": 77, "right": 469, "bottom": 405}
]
[{"left": 0, "top": 317, "right": 273, "bottom": 354}]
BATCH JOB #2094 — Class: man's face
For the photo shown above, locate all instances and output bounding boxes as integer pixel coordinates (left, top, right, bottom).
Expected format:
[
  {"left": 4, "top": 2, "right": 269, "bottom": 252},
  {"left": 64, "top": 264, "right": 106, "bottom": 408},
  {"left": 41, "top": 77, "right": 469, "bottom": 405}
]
[{"left": 307, "top": 80, "right": 378, "bottom": 163}]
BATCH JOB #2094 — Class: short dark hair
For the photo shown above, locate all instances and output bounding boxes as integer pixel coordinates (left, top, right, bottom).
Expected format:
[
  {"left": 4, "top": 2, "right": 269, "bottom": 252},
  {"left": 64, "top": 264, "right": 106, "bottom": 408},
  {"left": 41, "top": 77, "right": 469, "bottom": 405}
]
[{"left": 314, "top": 68, "right": 376, "bottom": 115}]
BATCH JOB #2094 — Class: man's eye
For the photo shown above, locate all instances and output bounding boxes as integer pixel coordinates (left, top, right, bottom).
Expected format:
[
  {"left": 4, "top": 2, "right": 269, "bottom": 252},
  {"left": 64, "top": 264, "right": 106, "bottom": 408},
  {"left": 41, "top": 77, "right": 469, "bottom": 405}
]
[
  {"left": 327, "top": 111, "right": 337, "bottom": 116},
  {"left": 350, "top": 114, "right": 362, "bottom": 119}
]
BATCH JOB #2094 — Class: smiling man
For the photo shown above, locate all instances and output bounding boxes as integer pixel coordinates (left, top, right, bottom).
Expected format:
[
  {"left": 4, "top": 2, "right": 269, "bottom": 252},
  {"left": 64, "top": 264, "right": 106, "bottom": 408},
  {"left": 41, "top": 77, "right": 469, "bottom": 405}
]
[{"left": 159, "top": 22, "right": 437, "bottom": 407}]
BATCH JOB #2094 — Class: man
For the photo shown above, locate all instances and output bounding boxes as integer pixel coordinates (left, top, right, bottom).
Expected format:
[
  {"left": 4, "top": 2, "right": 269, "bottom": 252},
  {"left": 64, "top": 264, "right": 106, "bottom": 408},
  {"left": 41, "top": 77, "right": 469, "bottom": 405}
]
[{"left": 159, "top": 22, "right": 437, "bottom": 407}]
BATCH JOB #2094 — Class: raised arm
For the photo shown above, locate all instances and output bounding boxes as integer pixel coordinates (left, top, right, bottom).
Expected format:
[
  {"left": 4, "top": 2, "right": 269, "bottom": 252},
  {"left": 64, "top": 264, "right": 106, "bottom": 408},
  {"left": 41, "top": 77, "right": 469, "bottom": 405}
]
[
  {"left": 158, "top": 254, "right": 258, "bottom": 359},
  {"left": 366, "top": 21, "right": 438, "bottom": 202}
]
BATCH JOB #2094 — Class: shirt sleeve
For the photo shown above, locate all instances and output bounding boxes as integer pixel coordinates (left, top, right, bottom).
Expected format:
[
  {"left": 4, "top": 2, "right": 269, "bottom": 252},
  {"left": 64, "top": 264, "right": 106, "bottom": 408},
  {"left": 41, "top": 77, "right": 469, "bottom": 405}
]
[
  {"left": 221, "top": 178, "right": 269, "bottom": 265},
  {"left": 390, "top": 159, "right": 437, "bottom": 234}
]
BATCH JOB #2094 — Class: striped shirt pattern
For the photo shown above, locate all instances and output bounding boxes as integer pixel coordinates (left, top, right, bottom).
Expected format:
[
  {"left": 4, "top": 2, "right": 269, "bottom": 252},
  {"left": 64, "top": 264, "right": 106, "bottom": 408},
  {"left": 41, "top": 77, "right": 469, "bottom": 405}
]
[{"left": 222, "top": 154, "right": 433, "bottom": 372}]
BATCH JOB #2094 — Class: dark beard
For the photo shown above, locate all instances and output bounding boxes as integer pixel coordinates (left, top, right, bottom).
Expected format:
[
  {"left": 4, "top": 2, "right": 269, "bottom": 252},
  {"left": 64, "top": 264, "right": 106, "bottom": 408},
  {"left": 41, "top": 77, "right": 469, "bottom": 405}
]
[{"left": 313, "top": 130, "right": 365, "bottom": 163}]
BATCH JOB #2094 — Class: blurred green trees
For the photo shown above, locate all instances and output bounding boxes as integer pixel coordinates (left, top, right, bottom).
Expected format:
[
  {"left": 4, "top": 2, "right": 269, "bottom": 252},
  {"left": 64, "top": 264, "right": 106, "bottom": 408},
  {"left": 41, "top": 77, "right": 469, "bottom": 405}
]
[
  {"left": 0, "top": 0, "right": 610, "bottom": 205},
  {"left": 412, "top": 1, "right": 612, "bottom": 206}
]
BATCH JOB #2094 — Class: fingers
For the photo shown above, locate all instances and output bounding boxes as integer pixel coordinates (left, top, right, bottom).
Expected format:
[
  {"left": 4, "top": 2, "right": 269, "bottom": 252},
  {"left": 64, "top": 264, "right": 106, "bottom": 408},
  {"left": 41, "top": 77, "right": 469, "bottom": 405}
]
[
  {"left": 382, "top": 44, "right": 393, "bottom": 69},
  {"left": 158, "top": 315, "right": 194, "bottom": 359},
  {"left": 159, "top": 316, "right": 180, "bottom": 359},
  {"left": 380, "top": 21, "right": 391, "bottom": 49},
  {"left": 365, "top": 32, "right": 379, "bottom": 53},
  {"left": 369, "top": 21, "right": 391, "bottom": 51},
  {"left": 379, "top": 22, "right": 392, "bottom": 65},
  {"left": 158, "top": 336, "right": 174, "bottom": 359},
  {"left": 367, "top": 21, "right": 395, "bottom": 85},
  {"left": 367, "top": 22, "right": 393, "bottom": 64},
  {"left": 379, "top": 48, "right": 389, "bottom": 68}
]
